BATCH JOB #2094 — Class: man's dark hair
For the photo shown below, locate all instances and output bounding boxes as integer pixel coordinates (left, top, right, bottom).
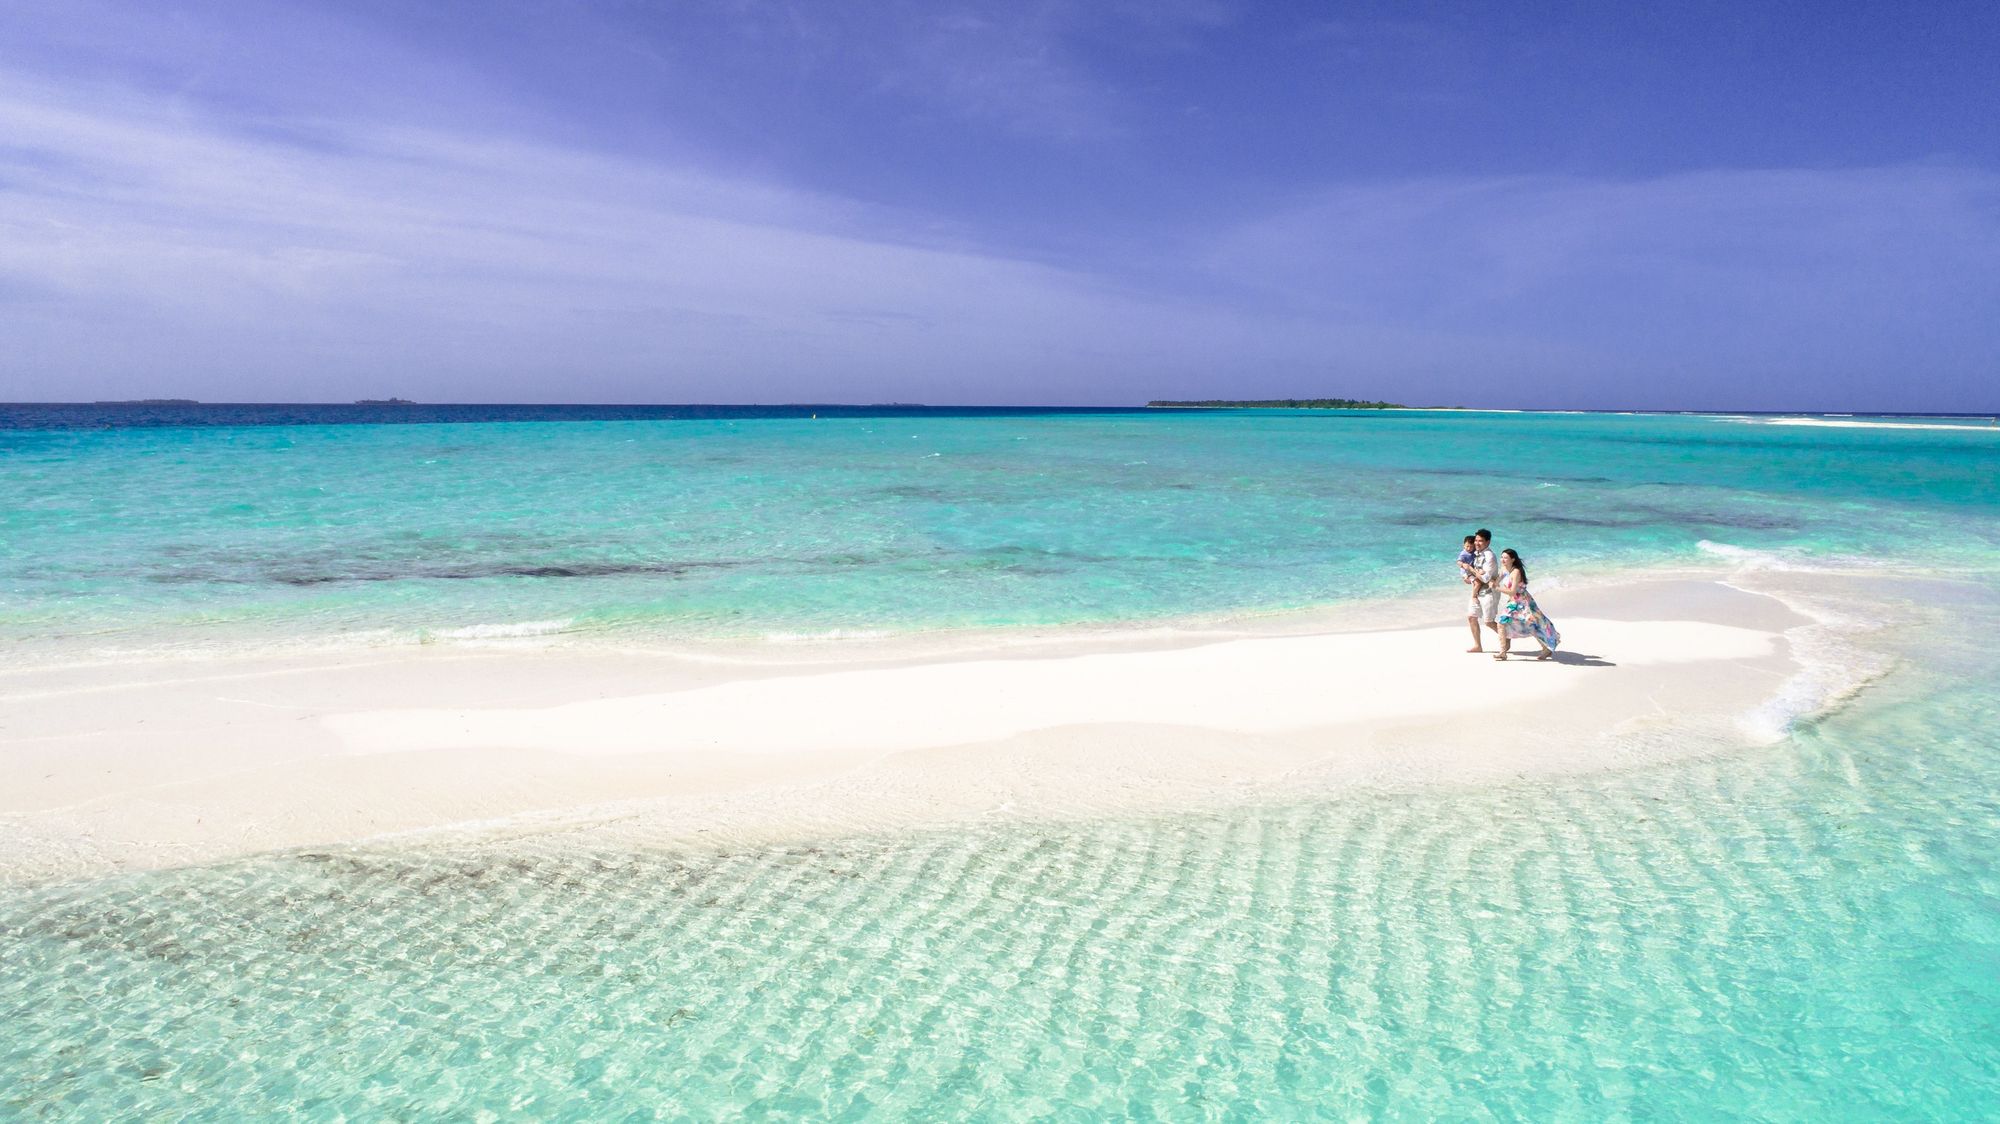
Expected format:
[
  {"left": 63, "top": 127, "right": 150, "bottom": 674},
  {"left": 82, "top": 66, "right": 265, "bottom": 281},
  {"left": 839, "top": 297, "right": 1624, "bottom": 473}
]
[{"left": 1475, "top": 528, "right": 1492, "bottom": 542}]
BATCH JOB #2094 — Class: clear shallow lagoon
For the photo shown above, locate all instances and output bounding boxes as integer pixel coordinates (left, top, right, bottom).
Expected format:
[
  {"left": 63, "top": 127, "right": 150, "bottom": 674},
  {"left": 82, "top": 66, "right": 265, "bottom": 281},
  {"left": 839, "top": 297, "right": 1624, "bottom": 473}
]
[
  {"left": 3, "top": 405, "right": 1998, "bottom": 660},
  {"left": 3, "top": 406, "right": 1999, "bottom": 1118},
  {"left": 4, "top": 610, "right": 1997, "bottom": 1119}
]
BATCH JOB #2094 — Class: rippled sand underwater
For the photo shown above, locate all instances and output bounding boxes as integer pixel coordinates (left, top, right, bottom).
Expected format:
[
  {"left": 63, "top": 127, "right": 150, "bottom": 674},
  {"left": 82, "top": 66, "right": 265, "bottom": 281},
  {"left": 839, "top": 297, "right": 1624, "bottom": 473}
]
[{"left": 6, "top": 663, "right": 1998, "bottom": 1120}]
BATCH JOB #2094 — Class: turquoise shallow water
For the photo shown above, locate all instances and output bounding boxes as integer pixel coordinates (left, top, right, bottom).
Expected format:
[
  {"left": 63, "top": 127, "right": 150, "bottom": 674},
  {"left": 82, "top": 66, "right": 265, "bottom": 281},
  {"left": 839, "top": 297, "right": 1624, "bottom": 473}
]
[
  {"left": 4, "top": 408, "right": 1997, "bottom": 659},
  {"left": 3, "top": 589, "right": 1997, "bottom": 1119},
  {"left": 4, "top": 409, "right": 2000, "bottom": 1117}
]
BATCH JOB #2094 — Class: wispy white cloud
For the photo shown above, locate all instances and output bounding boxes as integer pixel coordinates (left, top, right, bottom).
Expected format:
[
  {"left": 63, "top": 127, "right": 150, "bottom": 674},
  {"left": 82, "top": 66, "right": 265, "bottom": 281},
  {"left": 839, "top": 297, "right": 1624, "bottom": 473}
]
[
  {"left": 892, "top": 6, "right": 1120, "bottom": 141},
  {"left": 1, "top": 2, "right": 1996, "bottom": 411},
  {"left": 680, "top": 0, "right": 1236, "bottom": 143},
  {"left": 1, "top": 73, "right": 1492, "bottom": 404}
]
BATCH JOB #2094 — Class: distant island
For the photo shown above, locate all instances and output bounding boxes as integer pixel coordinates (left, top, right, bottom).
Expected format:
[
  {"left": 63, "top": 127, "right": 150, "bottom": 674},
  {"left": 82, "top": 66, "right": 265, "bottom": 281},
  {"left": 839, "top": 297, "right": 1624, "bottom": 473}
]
[
  {"left": 354, "top": 398, "right": 416, "bottom": 405},
  {"left": 1147, "top": 398, "right": 1406, "bottom": 410},
  {"left": 94, "top": 398, "right": 199, "bottom": 405}
]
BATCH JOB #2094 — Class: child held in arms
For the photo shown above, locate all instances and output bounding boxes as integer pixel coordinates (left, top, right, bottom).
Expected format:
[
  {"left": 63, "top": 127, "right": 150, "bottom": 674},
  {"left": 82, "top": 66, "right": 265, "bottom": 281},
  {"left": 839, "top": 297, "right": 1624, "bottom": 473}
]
[{"left": 1457, "top": 535, "right": 1479, "bottom": 585}]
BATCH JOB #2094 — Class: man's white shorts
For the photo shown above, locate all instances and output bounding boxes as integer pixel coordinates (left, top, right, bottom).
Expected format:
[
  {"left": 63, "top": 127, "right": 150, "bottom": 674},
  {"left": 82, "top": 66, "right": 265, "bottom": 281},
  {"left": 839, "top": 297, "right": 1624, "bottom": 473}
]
[{"left": 1468, "top": 589, "right": 1500, "bottom": 622}]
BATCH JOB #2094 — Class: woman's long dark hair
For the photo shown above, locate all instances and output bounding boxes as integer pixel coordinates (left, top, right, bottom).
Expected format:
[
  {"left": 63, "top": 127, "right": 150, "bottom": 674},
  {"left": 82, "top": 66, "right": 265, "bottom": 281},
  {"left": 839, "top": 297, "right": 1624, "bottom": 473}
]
[{"left": 1500, "top": 549, "right": 1528, "bottom": 583}]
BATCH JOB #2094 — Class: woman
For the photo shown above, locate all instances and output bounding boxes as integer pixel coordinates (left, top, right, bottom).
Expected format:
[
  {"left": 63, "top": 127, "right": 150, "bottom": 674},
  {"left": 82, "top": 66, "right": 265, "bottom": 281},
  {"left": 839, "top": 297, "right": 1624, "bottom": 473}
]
[{"left": 1494, "top": 549, "right": 1560, "bottom": 661}]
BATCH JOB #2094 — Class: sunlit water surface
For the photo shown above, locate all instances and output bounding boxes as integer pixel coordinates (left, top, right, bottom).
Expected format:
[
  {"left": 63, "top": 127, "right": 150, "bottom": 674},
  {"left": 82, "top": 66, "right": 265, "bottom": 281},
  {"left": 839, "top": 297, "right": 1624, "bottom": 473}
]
[
  {"left": 6, "top": 407, "right": 1997, "bottom": 659},
  {"left": 4, "top": 408, "right": 1998, "bottom": 1117}
]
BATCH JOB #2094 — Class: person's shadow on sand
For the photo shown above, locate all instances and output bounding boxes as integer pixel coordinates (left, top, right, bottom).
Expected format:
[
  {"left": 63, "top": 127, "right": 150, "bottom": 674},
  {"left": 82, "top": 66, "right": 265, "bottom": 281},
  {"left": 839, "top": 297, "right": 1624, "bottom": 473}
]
[{"left": 1547, "top": 650, "right": 1615, "bottom": 667}]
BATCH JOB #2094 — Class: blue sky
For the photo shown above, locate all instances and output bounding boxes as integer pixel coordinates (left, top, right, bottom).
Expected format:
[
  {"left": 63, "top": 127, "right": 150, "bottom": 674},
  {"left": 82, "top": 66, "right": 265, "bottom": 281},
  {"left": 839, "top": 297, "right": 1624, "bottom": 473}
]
[{"left": 1, "top": 0, "right": 1995, "bottom": 408}]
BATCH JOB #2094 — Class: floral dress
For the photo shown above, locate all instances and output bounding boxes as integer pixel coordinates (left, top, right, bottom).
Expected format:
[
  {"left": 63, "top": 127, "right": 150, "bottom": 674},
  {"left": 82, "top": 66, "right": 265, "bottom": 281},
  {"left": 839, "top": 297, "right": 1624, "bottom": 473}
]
[{"left": 1497, "top": 572, "right": 1561, "bottom": 650}]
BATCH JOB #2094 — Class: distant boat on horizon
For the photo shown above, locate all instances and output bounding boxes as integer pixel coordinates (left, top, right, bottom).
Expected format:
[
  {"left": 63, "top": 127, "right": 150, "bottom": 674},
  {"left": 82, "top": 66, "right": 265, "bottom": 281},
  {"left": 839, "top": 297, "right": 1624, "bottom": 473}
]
[{"left": 354, "top": 398, "right": 416, "bottom": 405}]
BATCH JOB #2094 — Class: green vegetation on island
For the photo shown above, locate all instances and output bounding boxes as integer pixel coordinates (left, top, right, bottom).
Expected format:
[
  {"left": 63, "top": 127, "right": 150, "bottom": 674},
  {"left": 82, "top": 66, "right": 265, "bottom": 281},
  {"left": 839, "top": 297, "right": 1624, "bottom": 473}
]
[{"left": 1146, "top": 398, "right": 1406, "bottom": 410}]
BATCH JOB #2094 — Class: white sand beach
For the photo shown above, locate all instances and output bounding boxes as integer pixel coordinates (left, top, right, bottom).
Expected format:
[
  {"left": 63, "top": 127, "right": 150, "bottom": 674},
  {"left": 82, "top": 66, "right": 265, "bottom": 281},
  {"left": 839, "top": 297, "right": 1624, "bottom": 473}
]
[
  {"left": 1739, "top": 416, "right": 2000, "bottom": 432},
  {"left": 0, "top": 576, "right": 1838, "bottom": 885}
]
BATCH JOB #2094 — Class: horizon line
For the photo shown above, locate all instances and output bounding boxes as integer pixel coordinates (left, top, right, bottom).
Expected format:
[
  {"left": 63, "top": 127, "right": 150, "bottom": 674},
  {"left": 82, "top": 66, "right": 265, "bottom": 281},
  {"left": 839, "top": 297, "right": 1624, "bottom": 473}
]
[{"left": 5, "top": 401, "right": 1999, "bottom": 418}]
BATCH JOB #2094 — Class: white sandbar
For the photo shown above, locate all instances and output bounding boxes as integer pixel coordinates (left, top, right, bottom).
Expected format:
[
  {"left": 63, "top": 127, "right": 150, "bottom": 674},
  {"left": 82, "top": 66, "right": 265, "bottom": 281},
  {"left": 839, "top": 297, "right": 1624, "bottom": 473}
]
[
  {"left": 0, "top": 577, "right": 1822, "bottom": 885},
  {"left": 324, "top": 619, "right": 1772, "bottom": 758}
]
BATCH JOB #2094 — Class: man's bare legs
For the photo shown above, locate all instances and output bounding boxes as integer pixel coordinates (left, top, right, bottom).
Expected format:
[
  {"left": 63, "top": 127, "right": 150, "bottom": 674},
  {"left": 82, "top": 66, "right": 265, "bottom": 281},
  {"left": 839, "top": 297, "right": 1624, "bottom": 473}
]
[{"left": 1466, "top": 614, "right": 1485, "bottom": 652}]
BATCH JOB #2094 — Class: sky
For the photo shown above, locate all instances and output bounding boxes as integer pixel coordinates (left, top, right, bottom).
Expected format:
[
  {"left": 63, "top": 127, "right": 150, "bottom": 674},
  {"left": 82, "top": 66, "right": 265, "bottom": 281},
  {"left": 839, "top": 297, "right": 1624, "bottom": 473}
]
[{"left": 1, "top": 0, "right": 1996, "bottom": 409}]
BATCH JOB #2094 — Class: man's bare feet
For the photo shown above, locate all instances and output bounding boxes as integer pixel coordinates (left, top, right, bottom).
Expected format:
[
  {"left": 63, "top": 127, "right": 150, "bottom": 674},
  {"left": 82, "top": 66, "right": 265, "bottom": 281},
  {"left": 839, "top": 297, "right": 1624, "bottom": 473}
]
[{"left": 1466, "top": 646, "right": 1484, "bottom": 653}]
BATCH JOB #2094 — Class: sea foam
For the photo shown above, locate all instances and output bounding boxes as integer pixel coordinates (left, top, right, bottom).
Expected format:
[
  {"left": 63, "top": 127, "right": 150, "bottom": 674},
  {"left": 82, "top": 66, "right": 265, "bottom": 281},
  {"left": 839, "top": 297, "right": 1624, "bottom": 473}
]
[{"left": 429, "top": 618, "right": 577, "bottom": 641}]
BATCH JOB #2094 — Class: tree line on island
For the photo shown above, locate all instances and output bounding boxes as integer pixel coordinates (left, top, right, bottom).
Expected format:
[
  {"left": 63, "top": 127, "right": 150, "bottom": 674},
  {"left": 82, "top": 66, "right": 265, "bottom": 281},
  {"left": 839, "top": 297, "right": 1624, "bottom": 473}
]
[{"left": 1146, "top": 398, "right": 1407, "bottom": 409}]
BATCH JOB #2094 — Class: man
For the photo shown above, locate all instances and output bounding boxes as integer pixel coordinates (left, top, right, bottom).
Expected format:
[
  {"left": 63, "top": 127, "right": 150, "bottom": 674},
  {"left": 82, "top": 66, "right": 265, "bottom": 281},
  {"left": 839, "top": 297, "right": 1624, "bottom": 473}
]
[{"left": 1465, "top": 529, "right": 1500, "bottom": 652}]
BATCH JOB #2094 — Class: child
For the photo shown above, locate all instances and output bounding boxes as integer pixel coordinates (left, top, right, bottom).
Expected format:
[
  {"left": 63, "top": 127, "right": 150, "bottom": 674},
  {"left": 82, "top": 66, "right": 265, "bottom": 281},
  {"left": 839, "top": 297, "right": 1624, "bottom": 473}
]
[{"left": 1457, "top": 535, "right": 1479, "bottom": 585}]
